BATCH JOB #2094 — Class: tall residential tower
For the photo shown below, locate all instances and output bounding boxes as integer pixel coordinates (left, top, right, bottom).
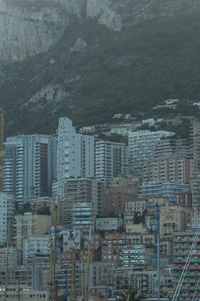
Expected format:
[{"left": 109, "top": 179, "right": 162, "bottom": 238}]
[
  {"left": 3, "top": 135, "right": 57, "bottom": 206},
  {"left": 57, "top": 117, "right": 95, "bottom": 200}
]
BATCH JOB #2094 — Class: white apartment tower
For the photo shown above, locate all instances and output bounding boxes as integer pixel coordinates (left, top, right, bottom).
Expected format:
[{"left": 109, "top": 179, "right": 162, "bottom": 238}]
[
  {"left": 128, "top": 130, "right": 175, "bottom": 176},
  {"left": 95, "top": 139, "right": 128, "bottom": 187},
  {"left": 57, "top": 117, "right": 95, "bottom": 199},
  {"left": 3, "top": 135, "right": 57, "bottom": 205}
]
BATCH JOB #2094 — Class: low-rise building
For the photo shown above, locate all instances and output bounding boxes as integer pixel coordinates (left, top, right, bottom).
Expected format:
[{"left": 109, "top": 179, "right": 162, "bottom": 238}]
[
  {"left": 61, "top": 229, "right": 82, "bottom": 252},
  {"left": 130, "top": 266, "right": 174, "bottom": 300},
  {"left": 176, "top": 192, "right": 192, "bottom": 208},
  {"left": 73, "top": 202, "right": 94, "bottom": 232},
  {"left": 104, "top": 181, "right": 138, "bottom": 216},
  {"left": 23, "top": 235, "right": 50, "bottom": 263},
  {"left": 120, "top": 245, "right": 153, "bottom": 267},
  {"left": 147, "top": 196, "right": 170, "bottom": 209},
  {"left": 102, "top": 233, "right": 130, "bottom": 266},
  {"left": 15, "top": 213, "right": 51, "bottom": 249},
  {"left": 160, "top": 238, "right": 173, "bottom": 257},
  {"left": 0, "top": 266, "right": 32, "bottom": 287},
  {"left": 0, "top": 246, "right": 21, "bottom": 268},
  {"left": 96, "top": 217, "right": 122, "bottom": 231},
  {"left": 124, "top": 199, "right": 148, "bottom": 224},
  {"left": 185, "top": 210, "right": 200, "bottom": 228},
  {"left": 139, "top": 181, "right": 190, "bottom": 203},
  {"left": 126, "top": 225, "right": 155, "bottom": 246},
  {"left": 31, "top": 196, "right": 54, "bottom": 213},
  {"left": 160, "top": 205, "right": 186, "bottom": 239},
  {"left": 0, "top": 285, "right": 48, "bottom": 301}
]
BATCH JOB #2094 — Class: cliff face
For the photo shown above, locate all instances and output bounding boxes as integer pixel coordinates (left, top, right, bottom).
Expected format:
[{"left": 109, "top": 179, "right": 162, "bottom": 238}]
[
  {"left": 1, "top": 0, "right": 200, "bottom": 135},
  {"left": 0, "top": 0, "right": 119, "bottom": 61},
  {"left": 0, "top": 0, "right": 67, "bottom": 61},
  {"left": 2, "top": 0, "right": 200, "bottom": 61}
]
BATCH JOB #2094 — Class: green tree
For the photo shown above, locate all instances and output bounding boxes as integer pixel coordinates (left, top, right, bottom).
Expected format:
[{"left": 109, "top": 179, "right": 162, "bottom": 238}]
[
  {"left": 133, "top": 212, "right": 142, "bottom": 224},
  {"left": 37, "top": 206, "right": 51, "bottom": 215},
  {"left": 58, "top": 293, "right": 68, "bottom": 301},
  {"left": 116, "top": 287, "right": 144, "bottom": 301}
]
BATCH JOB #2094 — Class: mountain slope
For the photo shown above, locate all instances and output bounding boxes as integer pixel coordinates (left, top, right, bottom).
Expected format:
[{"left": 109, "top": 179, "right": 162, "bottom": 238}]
[{"left": 1, "top": 0, "right": 200, "bottom": 135}]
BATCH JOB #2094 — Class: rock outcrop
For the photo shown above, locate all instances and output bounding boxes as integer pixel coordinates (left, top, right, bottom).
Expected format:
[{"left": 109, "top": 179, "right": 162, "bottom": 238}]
[
  {"left": 1, "top": 0, "right": 200, "bottom": 61},
  {"left": 0, "top": 0, "right": 119, "bottom": 61}
]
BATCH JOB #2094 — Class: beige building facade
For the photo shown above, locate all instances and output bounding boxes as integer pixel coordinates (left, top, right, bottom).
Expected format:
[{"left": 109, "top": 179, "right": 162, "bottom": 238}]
[{"left": 15, "top": 213, "right": 51, "bottom": 249}]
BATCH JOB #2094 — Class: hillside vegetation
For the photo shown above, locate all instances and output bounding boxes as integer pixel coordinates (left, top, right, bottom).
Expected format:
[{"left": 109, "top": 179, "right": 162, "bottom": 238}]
[{"left": 1, "top": 12, "right": 200, "bottom": 135}]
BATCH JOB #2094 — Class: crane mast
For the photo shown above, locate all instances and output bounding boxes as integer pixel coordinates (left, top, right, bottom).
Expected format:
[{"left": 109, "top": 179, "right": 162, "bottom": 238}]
[
  {"left": 85, "top": 230, "right": 92, "bottom": 301},
  {"left": 49, "top": 203, "right": 57, "bottom": 301},
  {"left": 49, "top": 240, "right": 54, "bottom": 301},
  {"left": 17, "top": 280, "right": 20, "bottom": 301},
  {"left": 53, "top": 204, "right": 57, "bottom": 301},
  {"left": 82, "top": 258, "right": 85, "bottom": 301},
  {"left": 71, "top": 248, "right": 76, "bottom": 301}
]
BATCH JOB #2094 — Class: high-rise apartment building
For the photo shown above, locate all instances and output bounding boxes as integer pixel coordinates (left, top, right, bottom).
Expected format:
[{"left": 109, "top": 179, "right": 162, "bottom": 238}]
[
  {"left": 154, "top": 138, "right": 191, "bottom": 160},
  {"left": 173, "top": 231, "right": 200, "bottom": 300},
  {"left": 57, "top": 117, "right": 95, "bottom": 199},
  {"left": 190, "top": 175, "right": 200, "bottom": 210},
  {"left": 3, "top": 135, "right": 57, "bottom": 205},
  {"left": 128, "top": 130, "right": 174, "bottom": 176},
  {"left": 190, "top": 121, "right": 200, "bottom": 175},
  {"left": 0, "top": 192, "right": 15, "bottom": 244},
  {"left": 142, "top": 136, "right": 192, "bottom": 183},
  {"left": 95, "top": 139, "right": 128, "bottom": 187},
  {"left": 57, "top": 117, "right": 129, "bottom": 196},
  {"left": 142, "top": 157, "right": 191, "bottom": 184},
  {"left": 139, "top": 181, "right": 190, "bottom": 203},
  {"left": 61, "top": 178, "right": 103, "bottom": 224}
]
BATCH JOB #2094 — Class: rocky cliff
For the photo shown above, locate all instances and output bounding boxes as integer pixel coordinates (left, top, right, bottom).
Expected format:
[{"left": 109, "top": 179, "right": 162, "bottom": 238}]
[
  {"left": 0, "top": 0, "right": 120, "bottom": 61},
  {"left": 1, "top": 0, "right": 200, "bottom": 135},
  {"left": 1, "top": 0, "right": 200, "bottom": 62}
]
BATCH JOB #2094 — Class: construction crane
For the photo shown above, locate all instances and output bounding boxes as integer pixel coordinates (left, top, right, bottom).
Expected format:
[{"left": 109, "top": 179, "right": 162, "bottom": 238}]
[
  {"left": 0, "top": 105, "right": 4, "bottom": 191},
  {"left": 49, "top": 203, "right": 58, "bottom": 301},
  {"left": 49, "top": 240, "right": 54, "bottom": 301},
  {"left": 17, "top": 280, "right": 20, "bottom": 301},
  {"left": 82, "top": 256, "right": 85, "bottom": 301},
  {"left": 71, "top": 248, "right": 76, "bottom": 301},
  {"left": 53, "top": 204, "right": 57, "bottom": 300},
  {"left": 85, "top": 229, "right": 92, "bottom": 301}
]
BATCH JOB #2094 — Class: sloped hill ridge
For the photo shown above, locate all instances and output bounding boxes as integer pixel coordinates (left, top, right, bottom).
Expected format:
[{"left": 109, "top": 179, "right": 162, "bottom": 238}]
[{"left": 1, "top": 0, "right": 200, "bottom": 135}]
